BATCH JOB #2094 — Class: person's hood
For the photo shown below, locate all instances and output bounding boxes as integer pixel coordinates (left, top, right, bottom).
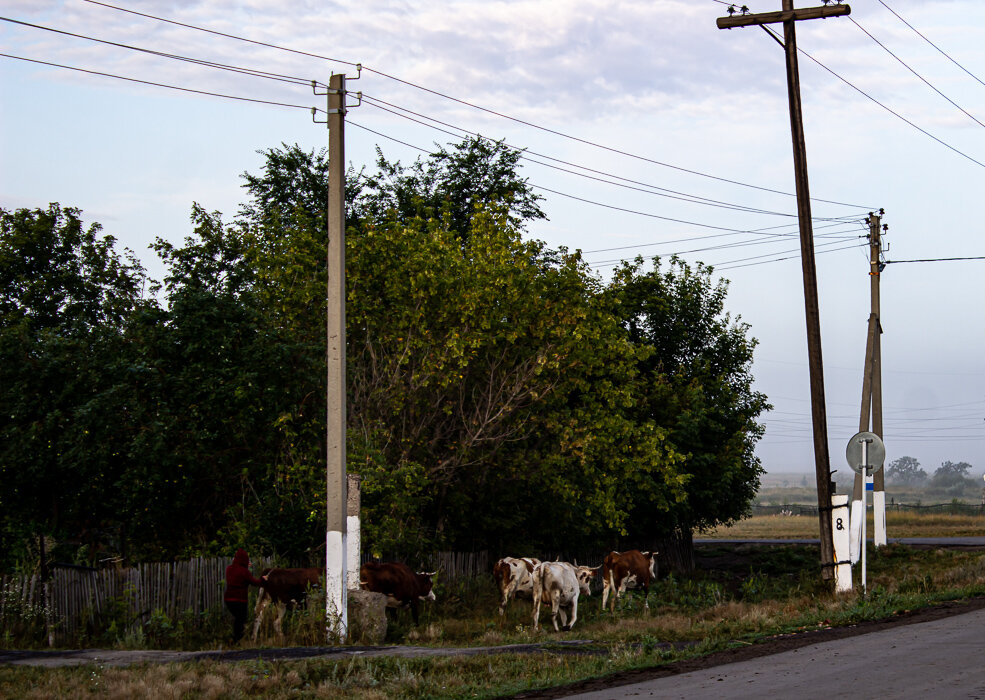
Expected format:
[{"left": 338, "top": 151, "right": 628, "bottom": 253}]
[{"left": 233, "top": 548, "right": 249, "bottom": 566}]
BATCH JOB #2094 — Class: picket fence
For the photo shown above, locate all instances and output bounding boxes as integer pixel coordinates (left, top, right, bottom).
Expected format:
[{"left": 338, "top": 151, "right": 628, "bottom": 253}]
[{"left": 0, "top": 552, "right": 493, "bottom": 639}]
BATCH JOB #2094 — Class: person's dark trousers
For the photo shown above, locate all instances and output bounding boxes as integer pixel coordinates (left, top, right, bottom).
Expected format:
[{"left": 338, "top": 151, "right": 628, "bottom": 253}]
[{"left": 226, "top": 600, "right": 248, "bottom": 643}]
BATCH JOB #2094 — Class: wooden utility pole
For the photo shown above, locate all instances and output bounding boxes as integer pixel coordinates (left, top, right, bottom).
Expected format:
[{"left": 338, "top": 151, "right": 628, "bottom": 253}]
[
  {"left": 325, "top": 72, "right": 348, "bottom": 640},
  {"left": 852, "top": 210, "right": 886, "bottom": 554},
  {"left": 718, "top": 2, "right": 851, "bottom": 580}
]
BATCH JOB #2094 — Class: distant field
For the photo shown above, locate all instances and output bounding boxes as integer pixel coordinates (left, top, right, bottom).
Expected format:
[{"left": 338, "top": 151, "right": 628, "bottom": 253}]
[
  {"left": 755, "top": 473, "right": 985, "bottom": 508},
  {"left": 705, "top": 512, "right": 985, "bottom": 539}
]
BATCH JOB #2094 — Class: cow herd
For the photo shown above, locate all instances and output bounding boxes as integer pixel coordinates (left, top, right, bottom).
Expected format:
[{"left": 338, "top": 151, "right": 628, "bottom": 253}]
[
  {"left": 493, "top": 550, "right": 657, "bottom": 631},
  {"left": 251, "top": 549, "right": 656, "bottom": 639}
]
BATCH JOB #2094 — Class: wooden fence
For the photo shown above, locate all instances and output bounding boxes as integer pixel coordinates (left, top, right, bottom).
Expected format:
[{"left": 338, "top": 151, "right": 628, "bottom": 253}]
[{"left": 0, "top": 552, "right": 497, "bottom": 640}]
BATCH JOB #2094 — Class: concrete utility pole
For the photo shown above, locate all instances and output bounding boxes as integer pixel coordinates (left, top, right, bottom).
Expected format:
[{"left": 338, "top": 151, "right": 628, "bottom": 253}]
[
  {"left": 718, "top": 2, "right": 851, "bottom": 580},
  {"left": 325, "top": 72, "right": 348, "bottom": 640},
  {"left": 851, "top": 211, "right": 887, "bottom": 559}
]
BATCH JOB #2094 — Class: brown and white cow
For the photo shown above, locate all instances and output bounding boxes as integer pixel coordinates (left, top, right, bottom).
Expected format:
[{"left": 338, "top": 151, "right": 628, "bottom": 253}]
[
  {"left": 531, "top": 561, "right": 596, "bottom": 632},
  {"left": 492, "top": 557, "right": 541, "bottom": 616},
  {"left": 601, "top": 550, "right": 657, "bottom": 612},
  {"left": 359, "top": 561, "right": 436, "bottom": 625},
  {"left": 252, "top": 567, "right": 321, "bottom": 641}
]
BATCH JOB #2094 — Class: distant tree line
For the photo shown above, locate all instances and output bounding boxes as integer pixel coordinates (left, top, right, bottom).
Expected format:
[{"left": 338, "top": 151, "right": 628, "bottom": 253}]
[
  {"left": 885, "top": 456, "right": 977, "bottom": 495},
  {"left": 0, "top": 138, "right": 769, "bottom": 572}
]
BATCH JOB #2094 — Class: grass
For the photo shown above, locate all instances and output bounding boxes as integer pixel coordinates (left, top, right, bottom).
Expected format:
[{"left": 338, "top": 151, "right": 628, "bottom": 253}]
[{"left": 4, "top": 541, "right": 985, "bottom": 698}]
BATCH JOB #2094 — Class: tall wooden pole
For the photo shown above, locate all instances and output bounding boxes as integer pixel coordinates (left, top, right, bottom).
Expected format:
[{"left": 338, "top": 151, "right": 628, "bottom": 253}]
[
  {"left": 718, "top": 2, "right": 851, "bottom": 580},
  {"left": 851, "top": 211, "right": 887, "bottom": 558},
  {"left": 326, "top": 72, "right": 348, "bottom": 640},
  {"left": 782, "top": 0, "right": 834, "bottom": 580}
]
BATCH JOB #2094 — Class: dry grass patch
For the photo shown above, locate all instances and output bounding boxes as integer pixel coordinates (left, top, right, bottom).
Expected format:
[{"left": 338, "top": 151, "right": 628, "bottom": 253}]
[{"left": 705, "top": 512, "right": 985, "bottom": 540}]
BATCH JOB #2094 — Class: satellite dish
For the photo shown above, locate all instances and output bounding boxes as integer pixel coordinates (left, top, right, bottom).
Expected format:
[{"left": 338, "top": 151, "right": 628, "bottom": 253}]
[{"left": 845, "top": 431, "right": 886, "bottom": 475}]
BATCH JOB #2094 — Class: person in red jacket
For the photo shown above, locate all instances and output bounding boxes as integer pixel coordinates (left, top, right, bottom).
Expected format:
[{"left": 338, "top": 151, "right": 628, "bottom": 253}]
[{"left": 224, "top": 548, "right": 264, "bottom": 643}]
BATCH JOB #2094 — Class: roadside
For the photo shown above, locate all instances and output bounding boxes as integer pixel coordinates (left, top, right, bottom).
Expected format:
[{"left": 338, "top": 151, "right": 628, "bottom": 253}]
[{"left": 4, "top": 594, "right": 985, "bottom": 684}]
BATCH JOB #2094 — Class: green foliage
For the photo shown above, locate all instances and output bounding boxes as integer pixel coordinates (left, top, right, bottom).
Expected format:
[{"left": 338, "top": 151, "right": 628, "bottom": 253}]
[
  {"left": 605, "top": 256, "right": 769, "bottom": 542},
  {"left": 0, "top": 137, "right": 768, "bottom": 567},
  {"left": 349, "top": 136, "right": 546, "bottom": 238},
  {"left": 0, "top": 204, "right": 148, "bottom": 567}
]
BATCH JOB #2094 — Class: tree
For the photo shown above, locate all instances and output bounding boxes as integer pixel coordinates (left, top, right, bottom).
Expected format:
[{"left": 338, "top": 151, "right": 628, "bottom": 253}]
[
  {"left": 929, "top": 460, "right": 974, "bottom": 495},
  {"left": 606, "top": 256, "right": 769, "bottom": 570},
  {"left": 0, "top": 204, "right": 148, "bottom": 568},
  {"left": 348, "top": 136, "right": 546, "bottom": 238},
  {"left": 885, "top": 456, "right": 928, "bottom": 486}
]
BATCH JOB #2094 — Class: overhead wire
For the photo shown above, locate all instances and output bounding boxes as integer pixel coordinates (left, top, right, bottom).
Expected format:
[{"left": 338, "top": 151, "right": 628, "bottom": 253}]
[
  {"left": 346, "top": 119, "right": 868, "bottom": 267},
  {"left": 876, "top": 0, "right": 985, "bottom": 91},
  {"left": 361, "top": 94, "right": 825, "bottom": 219},
  {"left": 0, "top": 52, "right": 316, "bottom": 111},
  {"left": 80, "top": 0, "right": 360, "bottom": 68},
  {"left": 886, "top": 256, "right": 985, "bottom": 264},
  {"left": 776, "top": 29, "right": 985, "bottom": 170},
  {"left": 847, "top": 16, "right": 985, "bottom": 131},
  {"left": 80, "top": 0, "right": 875, "bottom": 210},
  {"left": 347, "top": 119, "right": 857, "bottom": 240},
  {"left": 0, "top": 15, "right": 323, "bottom": 88},
  {"left": 584, "top": 232, "right": 862, "bottom": 268}
]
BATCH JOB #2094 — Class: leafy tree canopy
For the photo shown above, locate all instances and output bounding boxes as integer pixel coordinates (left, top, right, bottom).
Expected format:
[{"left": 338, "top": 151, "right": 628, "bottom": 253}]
[{"left": 885, "top": 456, "right": 928, "bottom": 486}]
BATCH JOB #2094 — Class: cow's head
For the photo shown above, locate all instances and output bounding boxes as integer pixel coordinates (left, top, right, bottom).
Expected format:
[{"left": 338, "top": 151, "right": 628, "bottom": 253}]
[
  {"left": 492, "top": 560, "right": 511, "bottom": 589},
  {"left": 416, "top": 570, "right": 437, "bottom": 601},
  {"left": 575, "top": 565, "right": 596, "bottom": 595},
  {"left": 643, "top": 551, "right": 658, "bottom": 579}
]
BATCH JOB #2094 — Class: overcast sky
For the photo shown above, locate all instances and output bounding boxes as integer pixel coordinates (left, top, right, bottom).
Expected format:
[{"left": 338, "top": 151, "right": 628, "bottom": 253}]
[{"left": 2, "top": 0, "right": 983, "bottom": 482}]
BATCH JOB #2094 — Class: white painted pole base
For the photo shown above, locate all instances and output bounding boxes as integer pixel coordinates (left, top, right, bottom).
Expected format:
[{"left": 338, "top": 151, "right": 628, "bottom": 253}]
[
  {"left": 849, "top": 499, "right": 863, "bottom": 564},
  {"left": 326, "top": 530, "right": 348, "bottom": 641},
  {"left": 346, "top": 515, "right": 361, "bottom": 590},
  {"left": 831, "top": 494, "right": 852, "bottom": 593},
  {"left": 873, "top": 490, "right": 887, "bottom": 547}
]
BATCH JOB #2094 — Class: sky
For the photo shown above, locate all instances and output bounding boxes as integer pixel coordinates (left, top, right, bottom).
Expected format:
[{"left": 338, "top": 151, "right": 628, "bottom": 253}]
[{"left": 2, "top": 0, "right": 983, "bottom": 482}]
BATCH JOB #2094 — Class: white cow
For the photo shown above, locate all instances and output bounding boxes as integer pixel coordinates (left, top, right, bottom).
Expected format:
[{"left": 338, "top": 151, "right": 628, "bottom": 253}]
[
  {"left": 531, "top": 561, "right": 596, "bottom": 632},
  {"left": 492, "top": 557, "right": 541, "bottom": 616}
]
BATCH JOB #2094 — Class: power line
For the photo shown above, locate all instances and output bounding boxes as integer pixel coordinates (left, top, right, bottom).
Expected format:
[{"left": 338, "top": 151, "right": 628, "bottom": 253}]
[
  {"left": 80, "top": 0, "right": 360, "bottom": 68},
  {"left": 848, "top": 16, "right": 985, "bottom": 131},
  {"left": 361, "top": 94, "right": 819, "bottom": 219},
  {"left": 80, "top": 0, "right": 875, "bottom": 210},
  {"left": 347, "top": 119, "right": 838, "bottom": 238},
  {"left": 582, "top": 220, "right": 864, "bottom": 255},
  {"left": 876, "top": 0, "right": 985, "bottom": 91},
  {"left": 791, "top": 36, "right": 985, "bottom": 171},
  {"left": 348, "top": 119, "right": 873, "bottom": 271},
  {"left": 587, "top": 240, "right": 866, "bottom": 272},
  {"left": 0, "top": 15, "right": 321, "bottom": 88},
  {"left": 886, "top": 256, "right": 985, "bottom": 265},
  {"left": 0, "top": 52, "right": 316, "bottom": 111},
  {"left": 584, "top": 232, "right": 861, "bottom": 268},
  {"left": 715, "top": 242, "right": 866, "bottom": 271}
]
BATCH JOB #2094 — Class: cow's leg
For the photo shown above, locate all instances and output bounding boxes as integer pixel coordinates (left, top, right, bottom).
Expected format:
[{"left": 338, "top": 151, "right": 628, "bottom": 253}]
[
  {"left": 273, "top": 602, "right": 287, "bottom": 639},
  {"left": 410, "top": 599, "right": 420, "bottom": 626},
  {"left": 550, "top": 591, "right": 562, "bottom": 632},
  {"left": 532, "top": 578, "right": 543, "bottom": 631},
  {"left": 252, "top": 589, "right": 271, "bottom": 642},
  {"left": 608, "top": 571, "right": 621, "bottom": 613},
  {"left": 601, "top": 572, "right": 611, "bottom": 612},
  {"left": 642, "top": 584, "right": 650, "bottom": 612},
  {"left": 565, "top": 597, "right": 578, "bottom": 631}
]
